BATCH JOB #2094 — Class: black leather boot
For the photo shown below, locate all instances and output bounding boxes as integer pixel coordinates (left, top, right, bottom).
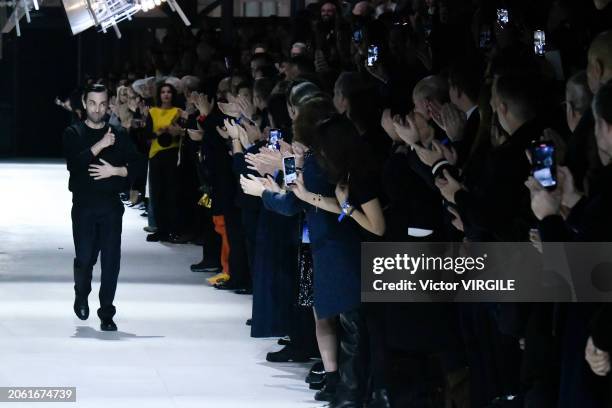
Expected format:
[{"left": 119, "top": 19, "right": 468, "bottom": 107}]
[
  {"left": 307, "top": 361, "right": 326, "bottom": 390},
  {"left": 330, "top": 309, "right": 368, "bottom": 408},
  {"left": 314, "top": 371, "right": 338, "bottom": 402},
  {"left": 367, "top": 389, "right": 392, "bottom": 408}
]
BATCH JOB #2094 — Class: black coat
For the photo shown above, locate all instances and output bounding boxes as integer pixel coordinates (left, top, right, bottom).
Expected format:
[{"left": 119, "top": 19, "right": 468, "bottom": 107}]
[
  {"left": 454, "top": 119, "right": 542, "bottom": 242},
  {"left": 199, "top": 108, "right": 237, "bottom": 215},
  {"left": 382, "top": 146, "right": 445, "bottom": 241},
  {"left": 538, "top": 164, "right": 612, "bottom": 408}
]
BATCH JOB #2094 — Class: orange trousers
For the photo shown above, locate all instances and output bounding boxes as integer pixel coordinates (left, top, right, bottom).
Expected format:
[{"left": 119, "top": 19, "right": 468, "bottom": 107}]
[{"left": 212, "top": 215, "right": 230, "bottom": 275}]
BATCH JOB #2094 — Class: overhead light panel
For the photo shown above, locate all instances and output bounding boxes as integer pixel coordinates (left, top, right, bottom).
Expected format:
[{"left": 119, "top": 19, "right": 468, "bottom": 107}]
[{"left": 62, "top": 0, "right": 190, "bottom": 38}]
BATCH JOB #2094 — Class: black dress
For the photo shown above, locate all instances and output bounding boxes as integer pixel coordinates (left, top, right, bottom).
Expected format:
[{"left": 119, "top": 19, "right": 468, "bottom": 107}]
[{"left": 262, "top": 153, "right": 367, "bottom": 319}]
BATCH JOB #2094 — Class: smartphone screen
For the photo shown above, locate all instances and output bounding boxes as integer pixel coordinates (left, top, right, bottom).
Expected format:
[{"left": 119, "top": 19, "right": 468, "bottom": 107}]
[
  {"left": 353, "top": 29, "right": 363, "bottom": 44},
  {"left": 531, "top": 141, "right": 557, "bottom": 190},
  {"left": 497, "top": 8, "right": 509, "bottom": 25},
  {"left": 283, "top": 155, "right": 297, "bottom": 185},
  {"left": 268, "top": 128, "right": 283, "bottom": 150},
  {"left": 534, "top": 30, "right": 546, "bottom": 56},
  {"left": 479, "top": 28, "right": 492, "bottom": 49},
  {"left": 367, "top": 45, "right": 379, "bottom": 67}
]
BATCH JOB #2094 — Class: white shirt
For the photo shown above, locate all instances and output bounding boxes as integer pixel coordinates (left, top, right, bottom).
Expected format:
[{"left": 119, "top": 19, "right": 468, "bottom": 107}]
[{"left": 466, "top": 105, "right": 478, "bottom": 121}]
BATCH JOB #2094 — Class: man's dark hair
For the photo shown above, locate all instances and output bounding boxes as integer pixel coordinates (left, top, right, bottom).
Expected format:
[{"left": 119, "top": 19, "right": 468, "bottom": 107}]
[
  {"left": 250, "top": 52, "right": 276, "bottom": 67},
  {"left": 267, "top": 92, "right": 293, "bottom": 136},
  {"left": 495, "top": 75, "right": 540, "bottom": 121},
  {"left": 83, "top": 83, "right": 108, "bottom": 100},
  {"left": 236, "top": 81, "right": 252, "bottom": 95},
  {"left": 448, "top": 61, "right": 483, "bottom": 103},
  {"left": 288, "top": 55, "right": 315, "bottom": 74},
  {"left": 335, "top": 72, "right": 366, "bottom": 99},
  {"left": 320, "top": 0, "right": 339, "bottom": 10},
  {"left": 593, "top": 80, "right": 612, "bottom": 125},
  {"left": 155, "top": 83, "right": 179, "bottom": 107},
  {"left": 334, "top": 72, "right": 379, "bottom": 131},
  {"left": 253, "top": 77, "right": 278, "bottom": 102},
  {"left": 256, "top": 65, "right": 280, "bottom": 79}
]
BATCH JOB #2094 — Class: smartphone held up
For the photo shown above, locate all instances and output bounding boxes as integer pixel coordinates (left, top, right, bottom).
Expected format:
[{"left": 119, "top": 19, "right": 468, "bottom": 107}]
[
  {"left": 497, "top": 8, "right": 509, "bottom": 26},
  {"left": 534, "top": 30, "right": 546, "bottom": 56},
  {"left": 283, "top": 155, "right": 297, "bottom": 186},
  {"left": 530, "top": 140, "right": 557, "bottom": 190},
  {"left": 268, "top": 128, "right": 283, "bottom": 150},
  {"left": 367, "top": 45, "right": 379, "bottom": 67}
]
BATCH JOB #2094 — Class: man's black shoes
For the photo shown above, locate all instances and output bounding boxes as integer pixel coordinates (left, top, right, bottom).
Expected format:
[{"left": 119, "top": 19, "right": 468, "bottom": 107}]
[
  {"left": 73, "top": 299, "right": 89, "bottom": 320},
  {"left": 266, "top": 345, "right": 311, "bottom": 363},
  {"left": 100, "top": 319, "right": 118, "bottom": 331},
  {"left": 190, "top": 260, "right": 221, "bottom": 273},
  {"left": 146, "top": 232, "right": 168, "bottom": 242}
]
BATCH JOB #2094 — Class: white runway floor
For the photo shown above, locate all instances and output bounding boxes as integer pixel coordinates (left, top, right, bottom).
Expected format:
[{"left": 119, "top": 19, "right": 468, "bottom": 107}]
[{"left": 0, "top": 160, "right": 322, "bottom": 408}]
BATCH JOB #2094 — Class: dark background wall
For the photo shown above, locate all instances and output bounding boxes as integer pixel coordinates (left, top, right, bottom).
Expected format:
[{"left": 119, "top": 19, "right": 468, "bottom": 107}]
[
  {"left": 0, "top": 8, "right": 189, "bottom": 158},
  {"left": 2, "top": 30, "right": 78, "bottom": 157}
]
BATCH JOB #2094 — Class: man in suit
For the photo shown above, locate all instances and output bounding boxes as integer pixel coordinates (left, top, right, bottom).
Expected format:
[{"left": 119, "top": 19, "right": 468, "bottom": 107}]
[
  {"left": 426, "top": 62, "right": 483, "bottom": 165},
  {"left": 437, "top": 74, "right": 542, "bottom": 242}
]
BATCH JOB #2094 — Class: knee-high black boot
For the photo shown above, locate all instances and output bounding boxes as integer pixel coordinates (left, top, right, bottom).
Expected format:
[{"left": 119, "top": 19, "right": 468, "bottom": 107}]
[{"left": 332, "top": 308, "right": 368, "bottom": 408}]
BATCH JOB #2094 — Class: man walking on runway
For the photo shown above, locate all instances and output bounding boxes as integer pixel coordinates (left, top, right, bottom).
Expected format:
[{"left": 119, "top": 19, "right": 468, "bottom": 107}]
[{"left": 62, "top": 83, "right": 143, "bottom": 331}]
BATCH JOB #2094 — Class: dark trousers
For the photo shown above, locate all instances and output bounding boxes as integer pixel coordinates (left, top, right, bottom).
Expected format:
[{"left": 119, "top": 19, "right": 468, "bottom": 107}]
[
  {"left": 241, "top": 207, "right": 260, "bottom": 273},
  {"left": 198, "top": 205, "right": 222, "bottom": 265},
  {"left": 224, "top": 206, "right": 250, "bottom": 287},
  {"left": 337, "top": 308, "right": 369, "bottom": 402},
  {"left": 289, "top": 305, "right": 318, "bottom": 355},
  {"left": 149, "top": 148, "right": 180, "bottom": 236},
  {"left": 72, "top": 202, "right": 124, "bottom": 320}
]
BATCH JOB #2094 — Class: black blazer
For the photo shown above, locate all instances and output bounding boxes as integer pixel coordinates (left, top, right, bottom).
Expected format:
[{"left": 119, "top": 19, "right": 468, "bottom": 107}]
[{"left": 454, "top": 119, "right": 542, "bottom": 242}]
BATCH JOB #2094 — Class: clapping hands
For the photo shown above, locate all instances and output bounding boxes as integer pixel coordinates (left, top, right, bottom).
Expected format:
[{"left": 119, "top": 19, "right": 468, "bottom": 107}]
[
  {"left": 381, "top": 109, "right": 401, "bottom": 142},
  {"left": 192, "top": 92, "right": 215, "bottom": 116},
  {"left": 414, "top": 139, "right": 458, "bottom": 167},
  {"left": 245, "top": 148, "right": 282, "bottom": 176},
  {"left": 428, "top": 101, "right": 467, "bottom": 142},
  {"left": 392, "top": 112, "right": 420, "bottom": 145},
  {"left": 218, "top": 94, "right": 256, "bottom": 120}
]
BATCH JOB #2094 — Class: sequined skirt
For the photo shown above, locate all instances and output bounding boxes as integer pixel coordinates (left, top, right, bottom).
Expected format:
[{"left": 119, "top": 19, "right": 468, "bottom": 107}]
[{"left": 297, "top": 243, "right": 314, "bottom": 307}]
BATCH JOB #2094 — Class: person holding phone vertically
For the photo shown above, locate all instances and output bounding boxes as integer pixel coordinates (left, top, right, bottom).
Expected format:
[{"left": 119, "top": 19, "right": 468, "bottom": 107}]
[
  {"left": 62, "top": 83, "right": 143, "bottom": 331},
  {"left": 526, "top": 79, "right": 612, "bottom": 408}
]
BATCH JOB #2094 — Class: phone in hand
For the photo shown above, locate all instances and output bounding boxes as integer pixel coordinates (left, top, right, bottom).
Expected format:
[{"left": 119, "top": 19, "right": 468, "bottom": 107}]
[
  {"left": 479, "top": 28, "right": 492, "bottom": 49},
  {"left": 283, "top": 155, "right": 297, "bottom": 185},
  {"left": 352, "top": 29, "right": 363, "bottom": 44},
  {"left": 131, "top": 118, "right": 145, "bottom": 128},
  {"left": 176, "top": 117, "right": 187, "bottom": 127},
  {"left": 530, "top": 140, "right": 557, "bottom": 190},
  {"left": 497, "top": 8, "right": 509, "bottom": 25},
  {"left": 367, "top": 44, "right": 379, "bottom": 67},
  {"left": 268, "top": 128, "right": 283, "bottom": 150},
  {"left": 534, "top": 30, "right": 546, "bottom": 56}
]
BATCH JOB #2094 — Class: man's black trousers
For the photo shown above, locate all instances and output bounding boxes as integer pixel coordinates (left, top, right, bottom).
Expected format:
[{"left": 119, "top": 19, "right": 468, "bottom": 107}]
[{"left": 72, "top": 201, "right": 124, "bottom": 320}]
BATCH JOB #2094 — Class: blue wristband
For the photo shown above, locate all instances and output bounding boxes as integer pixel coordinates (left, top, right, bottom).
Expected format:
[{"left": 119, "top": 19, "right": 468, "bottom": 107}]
[{"left": 337, "top": 200, "right": 352, "bottom": 222}]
